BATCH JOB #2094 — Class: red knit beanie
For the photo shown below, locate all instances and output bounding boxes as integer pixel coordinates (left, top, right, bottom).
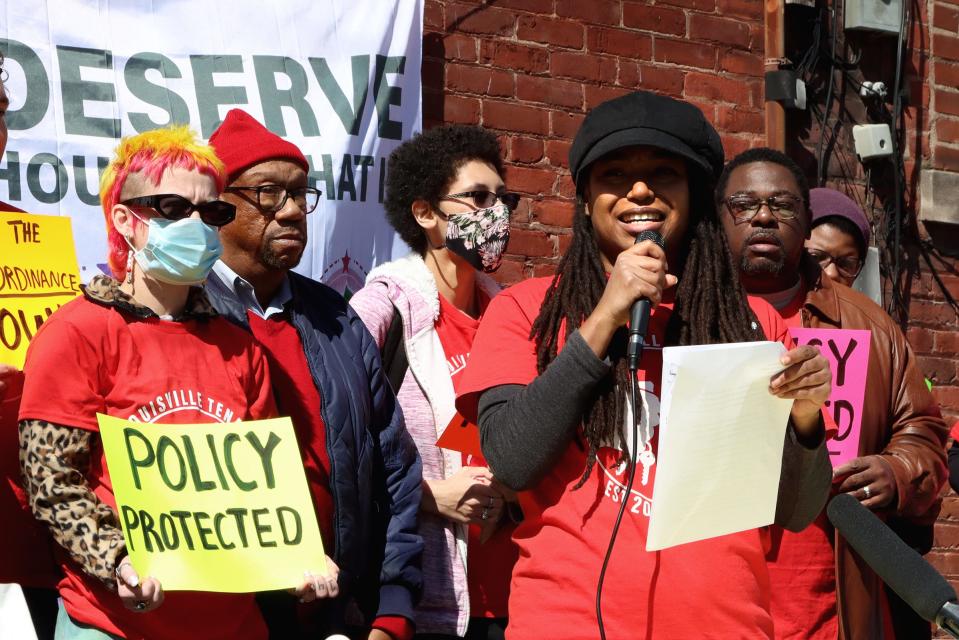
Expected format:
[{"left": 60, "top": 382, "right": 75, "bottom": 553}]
[{"left": 208, "top": 109, "right": 309, "bottom": 183}]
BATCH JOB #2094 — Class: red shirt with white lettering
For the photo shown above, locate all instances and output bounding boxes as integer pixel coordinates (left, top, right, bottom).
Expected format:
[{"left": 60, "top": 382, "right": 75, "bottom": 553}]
[
  {"left": 456, "top": 277, "right": 791, "bottom": 640},
  {"left": 434, "top": 293, "right": 518, "bottom": 620},
  {"left": 18, "top": 294, "right": 276, "bottom": 640}
]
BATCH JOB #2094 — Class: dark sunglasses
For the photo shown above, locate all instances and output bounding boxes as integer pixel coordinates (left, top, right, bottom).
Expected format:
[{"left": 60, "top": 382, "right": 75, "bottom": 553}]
[
  {"left": 121, "top": 194, "right": 237, "bottom": 227},
  {"left": 440, "top": 190, "right": 521, "bottom": 210}
]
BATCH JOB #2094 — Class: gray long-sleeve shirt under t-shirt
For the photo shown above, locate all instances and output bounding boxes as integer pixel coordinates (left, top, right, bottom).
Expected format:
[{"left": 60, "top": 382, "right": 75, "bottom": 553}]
[{"left": 476, "top": 330, "right": 832, "bottom": 532}]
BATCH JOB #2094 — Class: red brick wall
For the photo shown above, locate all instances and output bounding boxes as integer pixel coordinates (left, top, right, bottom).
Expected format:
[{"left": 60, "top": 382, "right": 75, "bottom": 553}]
[
  {"left": 422, "top": 0, "right": 767, "bottom": 284},
  {"left": 923, "top": 1, "right": 959, "bottom": 628},
  {"left": 422, "top": 0, "right": 959, "bottom": 621},
  {"left": 923, "top": 0, "right": 959, "bottom": 428},
  {"left": 780, "top": 1, "right": 958, "bottom": 426}
]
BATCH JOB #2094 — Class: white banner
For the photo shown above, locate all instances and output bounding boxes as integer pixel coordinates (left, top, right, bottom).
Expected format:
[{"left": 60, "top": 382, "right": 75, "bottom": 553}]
[{"left": 0, "top": 0, "right": 422, "bottom": 295}]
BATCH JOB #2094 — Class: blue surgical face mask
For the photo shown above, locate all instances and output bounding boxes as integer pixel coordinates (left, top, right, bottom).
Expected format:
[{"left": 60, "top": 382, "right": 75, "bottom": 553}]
[{"left": 126, "top": 215, "right": 222, "bottom": 285}]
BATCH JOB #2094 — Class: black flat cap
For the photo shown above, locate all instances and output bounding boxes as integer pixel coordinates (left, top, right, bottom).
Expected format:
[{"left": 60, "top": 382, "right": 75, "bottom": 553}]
[{"left": 568, "top": 91, "right": 725, "bottom": 190}]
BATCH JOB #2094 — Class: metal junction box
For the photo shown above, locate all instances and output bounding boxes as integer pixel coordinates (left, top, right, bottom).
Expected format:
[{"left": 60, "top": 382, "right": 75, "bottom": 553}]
[{"left": 844, "top": 0, "right": 903, "bottom": 35}]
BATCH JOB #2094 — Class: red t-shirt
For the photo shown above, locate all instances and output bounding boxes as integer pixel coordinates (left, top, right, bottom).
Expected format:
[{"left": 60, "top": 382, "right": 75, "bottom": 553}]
[
  {"left": 0, "top": 199, "right": 60, "bottom": 587},
  {"left": 434, "top": 293, "right": 518, "bottom": 620},
  {"left": 246, "top": 311, "right": 335, "bottom": 551},
  {"left": 456, "top": 277, "right": 792, "bottom": 640},
  {"left": 776, "top": 288, "right": 805, "bottom": 327},
  {"left": 762, "top": 285, "right": 839, "bottom": 640},
  {"left": 18, "top": 295, "right": 276, "bottom": 640},
  {"left": 1, "top": 367, "right": 61, "bottom": 587}
]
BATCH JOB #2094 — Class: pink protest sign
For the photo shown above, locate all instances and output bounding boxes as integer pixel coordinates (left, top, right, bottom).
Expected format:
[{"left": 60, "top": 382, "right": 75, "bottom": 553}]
[{"left": 790, "top": 328, "right": 871, "bottom": 467}]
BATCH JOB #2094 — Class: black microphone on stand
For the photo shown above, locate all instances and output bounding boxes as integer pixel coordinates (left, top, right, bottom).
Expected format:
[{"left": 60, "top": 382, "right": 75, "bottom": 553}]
[
  {"left": 827, "top": 493, "right": 959, "bottom": 638},
  {"left": 627, "top": 230, "right": 664, "bottom": 371}
]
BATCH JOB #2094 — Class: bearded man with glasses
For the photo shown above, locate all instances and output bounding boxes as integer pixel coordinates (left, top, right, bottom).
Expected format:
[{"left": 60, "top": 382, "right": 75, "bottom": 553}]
[
  {"left": 204, "top": 109, "right": 423, "bottom": 640},
  {"left": 716, "top": 147, "right": 947, "bottom": 640}
]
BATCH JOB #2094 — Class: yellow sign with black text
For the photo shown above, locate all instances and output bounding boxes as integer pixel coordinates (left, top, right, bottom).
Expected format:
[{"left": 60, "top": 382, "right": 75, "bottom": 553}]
[
  {"left": 0, "top": 212, "right": 82, "bottom": 367},
  {"left": 98, "top": 414, "right": 326, "bottom": 593}
]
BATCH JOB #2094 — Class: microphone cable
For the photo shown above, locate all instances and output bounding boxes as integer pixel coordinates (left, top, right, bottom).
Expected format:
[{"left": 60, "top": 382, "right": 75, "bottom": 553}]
[
  {"left": 595, "top": 366, "right": 642, "bottom": 640},
  {"left": 597, "top": 229, "right": 661, "bottom": 639}
]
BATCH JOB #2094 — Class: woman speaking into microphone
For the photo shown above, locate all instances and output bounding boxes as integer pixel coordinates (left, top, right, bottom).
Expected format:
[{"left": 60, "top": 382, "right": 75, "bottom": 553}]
[{"left": 455, "top": 91, "right": 833, "bottom": 639}]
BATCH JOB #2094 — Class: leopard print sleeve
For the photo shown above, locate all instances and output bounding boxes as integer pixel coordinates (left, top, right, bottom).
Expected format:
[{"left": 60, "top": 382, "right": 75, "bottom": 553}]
[{"left": 19, "top": 419, "right": 126, "bottom": 589}]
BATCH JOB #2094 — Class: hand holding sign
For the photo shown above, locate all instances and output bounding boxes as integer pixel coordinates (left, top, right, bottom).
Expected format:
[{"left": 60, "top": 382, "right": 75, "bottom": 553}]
[
  {"left": 790, "top": 328, "right": 872, "bottom": 466},
  {"left": 99, "top": 415, "right": 327, "bottom": 593},
  {"left": 116, "top": 559, "right": 164, "bottom": 613},
  {"left": 769, "top": 344, "right": 833, "bottom": 439},
  {"left": 290, "top": 556, "right": 340, "bottom": 603}
]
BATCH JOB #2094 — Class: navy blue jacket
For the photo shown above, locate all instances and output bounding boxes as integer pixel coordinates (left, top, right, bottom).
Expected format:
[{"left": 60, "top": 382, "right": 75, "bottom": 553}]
[{"left": 206, "top": 271, "right": 423, "bottom": 623}]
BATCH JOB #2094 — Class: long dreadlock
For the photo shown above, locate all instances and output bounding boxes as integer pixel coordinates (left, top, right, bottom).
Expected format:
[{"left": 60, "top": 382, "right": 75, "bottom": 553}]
[{"left": 529, "top": 180, "right": 763, "bottom": 487}]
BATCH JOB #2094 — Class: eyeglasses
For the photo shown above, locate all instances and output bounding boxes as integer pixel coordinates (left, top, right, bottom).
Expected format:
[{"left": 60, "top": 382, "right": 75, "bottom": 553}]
[
  {"left": 120, "top": 194, "right": 237, "bottom": 227},
  {"left": 224, "top": 185, "right": 322, "bottom": 214},
  {"left": 440, "top": 190, "right": 521, "bottom": 210},
  {"left": 724, "top": 194, "right": 803, "bottom": 223},
  {"left": 807, "top": 249, "right": 863, "bottom": 280}
]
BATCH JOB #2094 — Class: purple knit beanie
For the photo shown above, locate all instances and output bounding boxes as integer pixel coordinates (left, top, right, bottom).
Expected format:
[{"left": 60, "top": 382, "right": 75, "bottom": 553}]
[{"left": 809, "top": 188, "right": 870, "bottom": 245}]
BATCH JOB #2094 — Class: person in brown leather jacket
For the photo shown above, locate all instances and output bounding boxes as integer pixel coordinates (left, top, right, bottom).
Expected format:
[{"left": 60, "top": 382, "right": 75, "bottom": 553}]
[{"left": 716, "top": 147, "right": 948, "bottom": 640}]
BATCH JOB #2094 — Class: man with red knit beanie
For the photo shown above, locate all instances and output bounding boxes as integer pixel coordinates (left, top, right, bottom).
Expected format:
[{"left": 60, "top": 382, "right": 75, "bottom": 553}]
[{"left": 205, "top": 109, "right": 422, "bottom": 640}]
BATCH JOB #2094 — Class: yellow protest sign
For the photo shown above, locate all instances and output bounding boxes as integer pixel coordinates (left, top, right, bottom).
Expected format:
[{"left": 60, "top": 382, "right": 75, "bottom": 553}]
[
  {"left": 0, "top": 212, "right": 82, "bottom": 367},
  {"left": 98, "top": 414, "right": 326, "bottom": 593}
]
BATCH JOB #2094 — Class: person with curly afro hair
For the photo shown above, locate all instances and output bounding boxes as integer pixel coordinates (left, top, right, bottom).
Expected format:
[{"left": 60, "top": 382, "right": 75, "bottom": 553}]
[{"left": 351, "top": 124, "right": 520, "bottom": 640}]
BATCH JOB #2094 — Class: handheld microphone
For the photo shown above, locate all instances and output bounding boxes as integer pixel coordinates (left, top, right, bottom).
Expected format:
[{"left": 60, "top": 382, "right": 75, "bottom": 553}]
[
  {"left": 626, "top": 230, "right": 664, "bottom": 372},
  {"left": 826, "top": 493, "right": 959, "bottom": 638}
]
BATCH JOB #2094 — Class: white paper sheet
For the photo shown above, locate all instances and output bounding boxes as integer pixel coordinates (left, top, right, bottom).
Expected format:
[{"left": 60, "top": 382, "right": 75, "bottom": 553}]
[{"left": 646, "top": 341, "right": 793, "bottom": 551}]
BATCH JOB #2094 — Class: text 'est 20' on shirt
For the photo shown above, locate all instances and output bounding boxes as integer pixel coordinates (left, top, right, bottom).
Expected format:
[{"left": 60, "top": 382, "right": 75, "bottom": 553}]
[
  {"left": 455, "top": 277, "right": 792, "bottom": 640},
  {"left": 18, "top": 294, "right": 276, "bottom": 640},
  {"left": 433, "top": 292, "right": 518, "bottom": 620}
]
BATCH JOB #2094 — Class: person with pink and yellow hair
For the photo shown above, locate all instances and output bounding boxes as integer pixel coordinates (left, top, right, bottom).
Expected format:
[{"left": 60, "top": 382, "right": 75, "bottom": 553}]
[
  {"left": 98, "top": 123, "right": 229, "bottom": 284},
  {"left": 16, "top": 125, "right": 336, "bottom": 640}
]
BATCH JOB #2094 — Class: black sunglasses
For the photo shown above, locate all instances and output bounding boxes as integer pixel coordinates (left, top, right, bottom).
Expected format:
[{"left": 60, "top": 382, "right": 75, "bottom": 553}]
[
  {"left": 121, "top": 194, "right": 237, "bottom": 227},
  {"left": 440, "top": 190, "right": 521, "bottom": 210}
]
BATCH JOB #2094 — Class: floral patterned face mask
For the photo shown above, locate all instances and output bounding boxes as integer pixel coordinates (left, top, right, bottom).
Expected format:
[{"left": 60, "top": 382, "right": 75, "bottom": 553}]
[{"left": 441, "top": 203, "right": 511, "bottom": 273}]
